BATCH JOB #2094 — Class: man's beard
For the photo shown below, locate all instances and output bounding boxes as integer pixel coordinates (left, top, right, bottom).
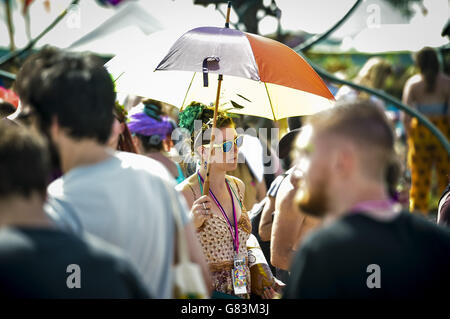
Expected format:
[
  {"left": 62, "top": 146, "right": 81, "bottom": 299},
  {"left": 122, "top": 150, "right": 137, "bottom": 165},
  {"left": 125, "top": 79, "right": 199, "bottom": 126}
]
[{"left": 297, "top": 173, "right": 330, "bottom": 218}]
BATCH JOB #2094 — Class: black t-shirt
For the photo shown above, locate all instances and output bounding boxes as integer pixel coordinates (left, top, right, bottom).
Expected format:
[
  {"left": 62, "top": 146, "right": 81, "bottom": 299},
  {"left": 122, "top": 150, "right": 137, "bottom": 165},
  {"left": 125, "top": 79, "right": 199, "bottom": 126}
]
[
  {"left": 283, "top": 212, "right": 450, "bottom": 299},
  {"left": 0, "top": 227, "right": 150, "bottom": 298}
]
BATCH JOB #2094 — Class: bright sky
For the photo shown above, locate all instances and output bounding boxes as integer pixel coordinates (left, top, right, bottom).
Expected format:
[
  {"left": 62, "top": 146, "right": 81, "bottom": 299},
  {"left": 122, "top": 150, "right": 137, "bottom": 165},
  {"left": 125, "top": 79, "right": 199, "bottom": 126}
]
[
  {"left": 0, "top": 0, "right": 449, "bottom": 53},
  {"left": 271, "top": 0, "right": 449, "bottom": 52}
]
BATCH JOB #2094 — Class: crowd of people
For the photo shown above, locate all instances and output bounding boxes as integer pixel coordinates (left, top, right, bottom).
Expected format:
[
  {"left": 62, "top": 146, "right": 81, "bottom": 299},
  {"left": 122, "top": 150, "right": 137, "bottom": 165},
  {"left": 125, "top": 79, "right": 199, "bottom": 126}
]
[{"left": 0, "top": 44, "right": 449, "bottom": 299}]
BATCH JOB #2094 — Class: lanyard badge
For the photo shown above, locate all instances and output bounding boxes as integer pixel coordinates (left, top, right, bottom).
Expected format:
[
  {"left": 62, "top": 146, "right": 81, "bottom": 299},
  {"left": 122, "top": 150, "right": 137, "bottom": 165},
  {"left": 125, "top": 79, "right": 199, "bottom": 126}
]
[{"left": 232, "top": 253, "right": 248, "bottom": 295}]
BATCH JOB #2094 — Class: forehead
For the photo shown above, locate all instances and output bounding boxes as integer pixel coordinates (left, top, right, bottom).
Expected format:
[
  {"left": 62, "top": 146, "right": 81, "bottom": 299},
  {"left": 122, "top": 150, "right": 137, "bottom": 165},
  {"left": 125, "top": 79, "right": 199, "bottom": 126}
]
[
  {"left": 216, "top": 126, "right": 236, "bottom": 142},
  {"left": 294, "top": 124, "right": 332, "bottom": 154},
  {"left": 295, "top": 125, "right": 314, "bottom": 150}
]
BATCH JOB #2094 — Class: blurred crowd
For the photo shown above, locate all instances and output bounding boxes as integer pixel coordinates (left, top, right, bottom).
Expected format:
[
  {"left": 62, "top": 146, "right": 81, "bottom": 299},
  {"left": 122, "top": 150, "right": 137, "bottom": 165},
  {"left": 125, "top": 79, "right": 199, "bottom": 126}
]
[{"left": 0, "top": 45, "right": 449, "bottom": 299}]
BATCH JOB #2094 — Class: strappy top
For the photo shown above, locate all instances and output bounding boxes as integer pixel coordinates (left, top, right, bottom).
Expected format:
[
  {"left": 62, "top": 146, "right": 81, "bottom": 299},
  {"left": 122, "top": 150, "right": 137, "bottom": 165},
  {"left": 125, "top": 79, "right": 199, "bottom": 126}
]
[
  {"left": 174, "top": 162, "right": 186, "bottom": 184},
  {"left": 187, "top": 176, "right": 252, "bottom": 272}
]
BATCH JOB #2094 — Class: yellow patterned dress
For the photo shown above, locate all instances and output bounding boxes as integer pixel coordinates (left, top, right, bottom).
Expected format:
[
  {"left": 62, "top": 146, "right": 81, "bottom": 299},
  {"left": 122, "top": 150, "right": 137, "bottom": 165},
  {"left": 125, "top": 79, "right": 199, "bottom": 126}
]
[
  {"left": 407, "top": 105, "right": 450, "bottom": 214},
  {"left": 188, "top": 178, "right": 252, "bottom": 298}
]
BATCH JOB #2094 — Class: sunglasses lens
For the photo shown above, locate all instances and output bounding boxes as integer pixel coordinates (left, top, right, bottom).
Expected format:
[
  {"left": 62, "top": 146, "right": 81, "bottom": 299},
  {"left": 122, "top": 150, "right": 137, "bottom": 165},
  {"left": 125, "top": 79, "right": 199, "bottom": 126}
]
[
  {"left": 236, "top": 135, "right": 243, "bottom": 147},
  {"left": 223, "top": 141, "right": 233, "bottom": 152}
]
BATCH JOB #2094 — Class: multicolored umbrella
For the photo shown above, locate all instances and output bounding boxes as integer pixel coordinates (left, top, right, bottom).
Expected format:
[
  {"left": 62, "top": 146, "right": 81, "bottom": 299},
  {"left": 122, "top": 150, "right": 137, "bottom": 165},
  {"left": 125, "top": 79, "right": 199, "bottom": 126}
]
[
  {"left": 155, "top": 26, "right": 334, "bottom": 119},
  {"left": 154, "top": 12, "right": 334, "bottom": 194},
  {"left": 0, "top": 86, "right": 19, "bottom": 109}
]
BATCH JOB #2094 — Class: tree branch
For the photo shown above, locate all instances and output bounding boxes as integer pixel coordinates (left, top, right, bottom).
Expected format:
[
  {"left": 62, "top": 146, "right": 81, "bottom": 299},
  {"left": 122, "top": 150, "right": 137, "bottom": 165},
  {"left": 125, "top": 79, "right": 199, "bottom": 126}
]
[
  {"left": 294, "top": 0, "right": 362, "bottom": 52},
  {"left": 0, "top": 0, "right": 80, "bottom": 67}
]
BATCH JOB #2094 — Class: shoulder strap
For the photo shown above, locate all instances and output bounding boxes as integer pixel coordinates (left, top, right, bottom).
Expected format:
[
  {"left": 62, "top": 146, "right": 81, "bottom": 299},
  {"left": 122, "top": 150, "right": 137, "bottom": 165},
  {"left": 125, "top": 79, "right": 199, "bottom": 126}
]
[
  {"left": 175, "top": 162, "right": 186, "bottom": 179},
  {"left": 197, "top": 173, "right": 204, "bottom": 196},
  {"left": 229, "top": 178, "right": 243, "bottom": 210}
]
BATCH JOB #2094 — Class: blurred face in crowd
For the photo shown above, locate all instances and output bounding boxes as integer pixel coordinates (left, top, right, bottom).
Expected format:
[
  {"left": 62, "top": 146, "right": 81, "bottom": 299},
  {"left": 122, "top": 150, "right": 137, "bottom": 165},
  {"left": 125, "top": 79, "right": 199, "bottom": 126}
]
[
  {"left": 293, "top": 125, "right": 333, "bottom": 217},
  {"left": 198, "top": 126, "right": 240, "bottom": 172}
]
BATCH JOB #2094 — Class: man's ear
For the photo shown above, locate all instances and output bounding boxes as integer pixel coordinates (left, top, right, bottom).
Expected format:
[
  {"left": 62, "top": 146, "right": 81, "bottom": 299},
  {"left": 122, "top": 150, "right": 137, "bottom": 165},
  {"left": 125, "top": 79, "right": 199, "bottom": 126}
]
[{"left": 335, "top": 143, "right": 356, "bottom": 178}]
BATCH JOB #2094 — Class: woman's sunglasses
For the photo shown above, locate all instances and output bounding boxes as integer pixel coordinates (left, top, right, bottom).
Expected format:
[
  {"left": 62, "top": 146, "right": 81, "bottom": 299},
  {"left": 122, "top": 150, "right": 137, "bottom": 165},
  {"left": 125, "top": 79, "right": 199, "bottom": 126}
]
[{"left": 208, "top": 135, "right": 244, "bottom": 152}]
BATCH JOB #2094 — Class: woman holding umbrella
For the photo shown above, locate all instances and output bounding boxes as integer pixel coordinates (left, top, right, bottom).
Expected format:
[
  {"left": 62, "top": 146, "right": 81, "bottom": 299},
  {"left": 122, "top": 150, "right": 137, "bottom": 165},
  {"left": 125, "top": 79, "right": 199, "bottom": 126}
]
[{"left": 176, "top": 102, "right": 278, "bottom": 299}]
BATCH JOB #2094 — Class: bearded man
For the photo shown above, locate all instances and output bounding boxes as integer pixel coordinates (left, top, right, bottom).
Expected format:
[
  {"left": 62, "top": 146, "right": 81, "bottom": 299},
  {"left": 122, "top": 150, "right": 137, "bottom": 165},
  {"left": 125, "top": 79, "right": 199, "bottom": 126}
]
[{"left": 283, "top": 100, "right": 450, "bottom": 299}]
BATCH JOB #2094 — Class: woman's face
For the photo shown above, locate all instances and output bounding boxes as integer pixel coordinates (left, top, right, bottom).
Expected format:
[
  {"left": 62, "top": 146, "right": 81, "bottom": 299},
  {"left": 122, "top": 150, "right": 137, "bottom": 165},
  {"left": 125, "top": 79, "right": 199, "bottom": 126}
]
[{"left": 198, "top": 126, "right": 240, "bottom": 172}]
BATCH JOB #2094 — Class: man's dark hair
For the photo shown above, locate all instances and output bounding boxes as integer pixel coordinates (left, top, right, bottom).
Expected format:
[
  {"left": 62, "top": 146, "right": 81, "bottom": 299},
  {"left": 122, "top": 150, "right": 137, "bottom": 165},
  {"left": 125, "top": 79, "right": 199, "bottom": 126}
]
[
  {"left": 0, "top": 122, "right": 50, "bottom": 199},
  {"left": 15, "top": 47, "right": 115, "bottom": 143}
]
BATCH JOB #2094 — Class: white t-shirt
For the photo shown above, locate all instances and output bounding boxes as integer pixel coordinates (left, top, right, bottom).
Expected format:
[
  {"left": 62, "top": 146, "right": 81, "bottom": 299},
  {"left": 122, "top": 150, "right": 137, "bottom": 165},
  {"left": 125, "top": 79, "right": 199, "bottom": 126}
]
[{"left": 45, "top": 151, "right": 189, "bottom": 299}]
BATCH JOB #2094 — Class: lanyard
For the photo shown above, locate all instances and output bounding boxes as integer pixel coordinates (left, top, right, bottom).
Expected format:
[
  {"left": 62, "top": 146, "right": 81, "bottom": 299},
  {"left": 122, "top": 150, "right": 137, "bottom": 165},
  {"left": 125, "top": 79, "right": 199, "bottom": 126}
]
[{"left": 197, "top": 172, "right": 239, "bottom": 253}]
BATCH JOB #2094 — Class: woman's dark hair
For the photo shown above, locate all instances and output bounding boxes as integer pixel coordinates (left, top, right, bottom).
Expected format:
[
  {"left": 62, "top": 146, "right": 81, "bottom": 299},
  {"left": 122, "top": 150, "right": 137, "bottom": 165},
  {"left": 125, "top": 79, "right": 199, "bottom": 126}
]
[
  {"left": 415, "top": 47, "right": 440, "bottom": 93},
  {"left": 137, "top": 99, "right": 175, "bottom": 153},
  {"left": 136, "top": 133, "right": 164, "bottom": 152},
  {"left": 113, "top": 102, "right": 137, "bottom": 153}
]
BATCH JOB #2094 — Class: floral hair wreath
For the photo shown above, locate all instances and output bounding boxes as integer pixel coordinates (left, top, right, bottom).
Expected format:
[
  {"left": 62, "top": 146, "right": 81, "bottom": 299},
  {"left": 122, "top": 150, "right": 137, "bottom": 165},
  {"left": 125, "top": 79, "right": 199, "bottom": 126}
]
[{"left": 178, "top": 101, "right": 211, "bottom": 134}]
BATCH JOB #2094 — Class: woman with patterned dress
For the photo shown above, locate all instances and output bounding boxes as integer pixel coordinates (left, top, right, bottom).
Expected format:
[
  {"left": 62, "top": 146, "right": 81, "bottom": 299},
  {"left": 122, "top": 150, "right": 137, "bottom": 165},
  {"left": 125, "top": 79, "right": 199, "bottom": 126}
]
[{"left": 176, "top": 102, "right": 277, "bottom": 299}]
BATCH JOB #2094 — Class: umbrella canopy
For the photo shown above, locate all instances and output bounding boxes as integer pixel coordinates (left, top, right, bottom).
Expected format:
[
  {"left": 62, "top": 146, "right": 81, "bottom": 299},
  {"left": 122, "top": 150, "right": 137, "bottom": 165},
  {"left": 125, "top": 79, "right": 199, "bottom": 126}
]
[
  {"left": 152, "top": 24, "right": 335, "bottom": 195},
  {"left": 107, "top": 27, "right": 335, "bottom": 121},
  {"left": 155, "top": 26, "right": 334, "bottom": 119}
]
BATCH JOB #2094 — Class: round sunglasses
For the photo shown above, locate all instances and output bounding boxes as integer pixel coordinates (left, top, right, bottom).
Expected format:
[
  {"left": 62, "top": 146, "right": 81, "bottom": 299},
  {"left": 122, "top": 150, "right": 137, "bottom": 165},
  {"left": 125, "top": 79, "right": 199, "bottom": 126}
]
[{"left": 208, "top": 135, "right": 244, "bottom": 152}]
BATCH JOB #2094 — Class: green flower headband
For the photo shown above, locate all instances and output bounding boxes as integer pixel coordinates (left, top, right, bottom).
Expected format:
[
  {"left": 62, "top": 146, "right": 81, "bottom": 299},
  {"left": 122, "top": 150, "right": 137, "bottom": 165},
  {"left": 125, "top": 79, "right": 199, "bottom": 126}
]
[
  {"left": 178, "top": 101, "right": 239, "bottom": 136},
  {"left": 178, "top": 102, "right": 208, "bottom": 134}
]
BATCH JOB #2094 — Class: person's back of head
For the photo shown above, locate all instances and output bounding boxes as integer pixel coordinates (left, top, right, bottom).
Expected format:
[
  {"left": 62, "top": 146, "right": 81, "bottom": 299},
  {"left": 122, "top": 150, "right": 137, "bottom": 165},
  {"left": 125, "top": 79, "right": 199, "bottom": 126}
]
[
  {"left": 357, "top": 57, "right": 392, "bottom": 90},
  {"left": 415, "top": 47, "right": 440, "bottom": 93},
  {"left": 308, "top": 99, "right": 395, "bottom": 183},
  {"left": 128, "top": 99, "right": 176, "bottom": 153},
  {"left": 0, "top": 122, "right": 50, "bottom": 204},
  {"left": 15, "top": 47, "right": 115, "bottom": 144}
]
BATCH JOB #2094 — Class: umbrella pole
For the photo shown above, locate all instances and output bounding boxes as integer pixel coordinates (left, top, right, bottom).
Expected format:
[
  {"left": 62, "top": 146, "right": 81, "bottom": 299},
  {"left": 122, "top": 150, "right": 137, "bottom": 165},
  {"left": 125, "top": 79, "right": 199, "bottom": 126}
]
[
  {"left": 202, "top": 2, "right": 230, "bottom": 195},
  {"left": 203, "top": 74, "right": 223, "bottom": 196}
]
